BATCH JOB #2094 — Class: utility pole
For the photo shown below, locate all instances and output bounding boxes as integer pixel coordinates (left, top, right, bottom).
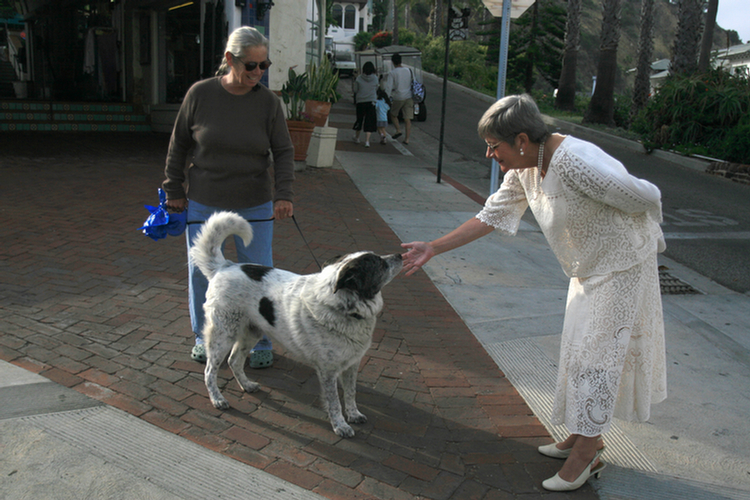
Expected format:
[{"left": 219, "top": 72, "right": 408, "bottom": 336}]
[{"left": 319, "top": 0, "right": 326, "bottom": 64}]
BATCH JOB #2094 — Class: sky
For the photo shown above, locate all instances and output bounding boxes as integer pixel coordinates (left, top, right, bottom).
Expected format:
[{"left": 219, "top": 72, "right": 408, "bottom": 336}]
[{"left": 716, "top": 0, "right": 750, "bottom": 45}]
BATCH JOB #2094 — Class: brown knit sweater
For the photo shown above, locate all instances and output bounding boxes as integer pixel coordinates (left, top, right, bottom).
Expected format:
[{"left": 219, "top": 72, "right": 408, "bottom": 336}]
[{"left": 163, "top": 77, "right": 294, "bottom": 209}]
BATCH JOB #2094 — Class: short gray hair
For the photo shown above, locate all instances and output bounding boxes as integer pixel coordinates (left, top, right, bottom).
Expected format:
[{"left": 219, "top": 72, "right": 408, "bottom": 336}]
[
  {"left": 477, "top": 94, "right": 548, "bottom": 145},
  {"left": 216, "top": 26, "right": 269, "bottom": 76}
]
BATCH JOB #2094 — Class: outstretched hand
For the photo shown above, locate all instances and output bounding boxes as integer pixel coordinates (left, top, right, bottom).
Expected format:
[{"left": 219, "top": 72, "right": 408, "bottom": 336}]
[{"left": 400, "top": 241, "right": 435, "bottom": 276}]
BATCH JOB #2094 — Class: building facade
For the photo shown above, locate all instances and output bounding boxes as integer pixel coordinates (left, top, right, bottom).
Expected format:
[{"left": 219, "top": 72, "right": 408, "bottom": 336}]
[{"left": 3, "top": 0, "right": 308, "bottom": 131}]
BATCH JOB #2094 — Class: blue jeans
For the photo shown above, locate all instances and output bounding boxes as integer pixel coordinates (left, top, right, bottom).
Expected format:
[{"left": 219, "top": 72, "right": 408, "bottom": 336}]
[{"left": 187, "top": 200, "right": 273, "bottom": 350}]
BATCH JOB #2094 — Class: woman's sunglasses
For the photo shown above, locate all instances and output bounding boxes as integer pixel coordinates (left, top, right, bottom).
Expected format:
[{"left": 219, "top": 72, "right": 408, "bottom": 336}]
[{"left": 236, "top": 58, "right": 272, "bottom": 72}]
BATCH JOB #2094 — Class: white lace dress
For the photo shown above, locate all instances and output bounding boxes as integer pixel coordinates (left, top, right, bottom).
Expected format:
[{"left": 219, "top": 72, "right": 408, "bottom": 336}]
[{"left": 477, "top": 136, "right": 667, "bottom": 436}]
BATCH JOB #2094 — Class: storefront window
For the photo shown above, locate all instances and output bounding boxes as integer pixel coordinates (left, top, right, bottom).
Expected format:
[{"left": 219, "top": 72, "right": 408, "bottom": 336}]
[{"left": 165, "top": 2, "right": 200, "bottom": 103}]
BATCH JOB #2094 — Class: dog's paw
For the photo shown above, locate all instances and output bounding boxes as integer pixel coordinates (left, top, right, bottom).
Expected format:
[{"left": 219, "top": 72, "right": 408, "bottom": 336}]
[
  {"left": 211, "top": 398, "right": 231, "bottom": 410},
  {"left": 333, "top": 422, "right": 355, "bottom": 438},
  {"left": 238, "top": 380, "right": 260, "bottom": 393},
  {"left": 346, "top": 410, "right": 367, "bottom": 424}
]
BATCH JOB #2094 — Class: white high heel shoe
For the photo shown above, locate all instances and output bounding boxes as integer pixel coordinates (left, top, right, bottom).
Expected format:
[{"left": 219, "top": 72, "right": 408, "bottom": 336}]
[
  {"left": 538, "top": 442, "right": 572, "bottom": 459},
  {"left": 538, "top": 437, "right": 604, "bottom": 459},
  {"left": 542, "top": 449, "right": 605, "bottom": 491}
]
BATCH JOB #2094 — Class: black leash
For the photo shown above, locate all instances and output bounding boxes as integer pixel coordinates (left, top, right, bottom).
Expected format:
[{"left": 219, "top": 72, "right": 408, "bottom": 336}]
[
  {"left": 187, "top": 215, "right": 322, "bottom": 271},
  {"left": 291, "top": 215, "right": 322, "bottom": 271}
]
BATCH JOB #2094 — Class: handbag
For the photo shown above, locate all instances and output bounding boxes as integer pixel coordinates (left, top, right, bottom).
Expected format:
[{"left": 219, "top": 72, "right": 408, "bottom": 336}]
[{"left": 409, "top": 68, "right": 425, "bottom": 103}]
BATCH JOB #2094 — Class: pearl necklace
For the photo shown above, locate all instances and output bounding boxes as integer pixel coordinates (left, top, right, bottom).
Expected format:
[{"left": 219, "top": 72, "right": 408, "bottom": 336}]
[
  {"left": 531, "top": 139, "right": 545, "bottom": 200},
  {"left": 538, "top": 140, "right": 545, "bottom": 171}
]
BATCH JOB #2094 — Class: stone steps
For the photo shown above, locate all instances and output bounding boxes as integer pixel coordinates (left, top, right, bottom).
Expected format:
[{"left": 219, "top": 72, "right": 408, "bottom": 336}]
[{"left": 0, "top": 100, "right": 151, "bottom": 132}]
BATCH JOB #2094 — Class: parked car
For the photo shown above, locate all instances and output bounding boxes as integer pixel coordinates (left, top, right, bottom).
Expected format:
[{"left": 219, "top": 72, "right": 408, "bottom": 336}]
[{"left": 355, "top": 45, "right": 427, "bottom": 122}]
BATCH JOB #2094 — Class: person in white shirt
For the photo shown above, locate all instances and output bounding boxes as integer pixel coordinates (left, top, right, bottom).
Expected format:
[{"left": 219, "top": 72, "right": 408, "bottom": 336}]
[
  {"left": 401, "top": 94, "right": 667, "bottom": 492},
  {"left": 386, "top": 53, "right": 413, "bottom": 144}
]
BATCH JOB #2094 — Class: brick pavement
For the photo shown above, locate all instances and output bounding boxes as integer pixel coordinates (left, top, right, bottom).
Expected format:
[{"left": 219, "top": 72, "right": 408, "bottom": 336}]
[{"left": 0, "top": 129, "right": 599, "bottom": 499}]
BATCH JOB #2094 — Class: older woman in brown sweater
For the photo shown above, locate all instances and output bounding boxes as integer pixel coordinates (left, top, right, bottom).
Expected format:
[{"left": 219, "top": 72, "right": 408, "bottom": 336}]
[{"left": 162, "top": 26, "right": 294, "bottom": 367}]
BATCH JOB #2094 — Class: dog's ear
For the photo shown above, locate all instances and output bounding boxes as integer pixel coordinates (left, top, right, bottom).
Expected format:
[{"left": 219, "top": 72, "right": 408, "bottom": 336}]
[{"left": 334, "top": 254, "right": 386, "bottom": 300}]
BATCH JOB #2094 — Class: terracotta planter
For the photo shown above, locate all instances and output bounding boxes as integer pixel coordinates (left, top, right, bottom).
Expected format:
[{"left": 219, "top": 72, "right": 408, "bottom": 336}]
[
  {"left": 304, "top": 100, "right": 332, "bottom": 127},
  {"left": 286, "top": 120, "right": 315, "bottom": 161}
]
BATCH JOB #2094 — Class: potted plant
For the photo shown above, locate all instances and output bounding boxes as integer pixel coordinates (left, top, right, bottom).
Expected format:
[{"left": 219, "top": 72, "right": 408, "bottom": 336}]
[
  {"left": 281, "top": 67, "right": 315, "bottom": 161},
  {"left": 303, "top": 56, "right": 340, "bottom": 127},
  {"left": 281, "top": 66, "right": 308, "bottom": 122}
]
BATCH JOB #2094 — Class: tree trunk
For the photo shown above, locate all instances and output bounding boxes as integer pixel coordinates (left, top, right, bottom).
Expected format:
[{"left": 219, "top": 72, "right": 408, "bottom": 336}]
[
  {"left": 555, "top": 0, "right": 581, "bottom": 111},
  {"left": 393, "top": 0, "right": 399, "bottom": 45},
  {"left": 671, "top": 0, "right": 703, "bottom": 76},
  {"left": 584, "top": 0, "right": 621, "bottom": 126},
  {"left": 524, "top": 1, "right": 539, "bottom": 92},
  {"left": 630, "top": 0, "right": 655, "bottom": 121},
  {"left": 698, "top": 0, "right": 719, "bottom": 73},
  {"left": 434, "top": 0, "right": 443, "bottom": 37}
]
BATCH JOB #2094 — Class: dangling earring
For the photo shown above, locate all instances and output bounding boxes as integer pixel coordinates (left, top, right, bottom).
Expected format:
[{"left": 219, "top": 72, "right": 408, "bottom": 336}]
[{"left": 520, "top": 149, "right": 524, "bottom": 156}]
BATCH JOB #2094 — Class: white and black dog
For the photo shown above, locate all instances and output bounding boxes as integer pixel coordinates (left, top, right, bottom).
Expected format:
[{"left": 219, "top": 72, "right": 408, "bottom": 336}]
[{"left": 190, "top": 211, "right": 402, "bottom": 438}]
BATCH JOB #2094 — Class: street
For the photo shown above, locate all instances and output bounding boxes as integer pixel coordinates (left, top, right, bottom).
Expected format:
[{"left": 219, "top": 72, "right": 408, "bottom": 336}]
[{"left": 409, "top": 74, "right": 750, "bottom": 294}]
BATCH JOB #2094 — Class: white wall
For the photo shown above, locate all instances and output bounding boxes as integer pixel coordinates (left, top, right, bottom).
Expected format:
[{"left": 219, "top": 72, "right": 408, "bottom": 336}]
[
  {"left": 226, "top": 4, "right": 242, "bottom": 33},
  {"left": 269, "top": 0, "right": 308, "bottom": 91}
]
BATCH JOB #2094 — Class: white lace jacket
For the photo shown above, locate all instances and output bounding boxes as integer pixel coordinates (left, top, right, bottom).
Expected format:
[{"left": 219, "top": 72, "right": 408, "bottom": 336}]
[{"left": 477, "top": 136, "right": 665, "bottom": 278}]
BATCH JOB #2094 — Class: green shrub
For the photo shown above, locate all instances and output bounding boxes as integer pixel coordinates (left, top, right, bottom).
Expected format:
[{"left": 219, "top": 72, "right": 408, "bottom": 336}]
[
  {"left": 354, "top": 31, "right": 372, "bottom": 51},
  {"left": 709, "top": 113, "right": 750, "bottom": 164},
  {"left": 632, "top": 68, "right": 750, "bottom": 163},
  {"left": 398, "top": 30, "right": 415, "bottom": 46}
]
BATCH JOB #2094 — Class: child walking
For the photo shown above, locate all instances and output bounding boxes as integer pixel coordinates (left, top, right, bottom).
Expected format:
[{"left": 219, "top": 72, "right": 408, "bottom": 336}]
[{"left": 375, "top": 88, "right": 391, "bottom": 145}]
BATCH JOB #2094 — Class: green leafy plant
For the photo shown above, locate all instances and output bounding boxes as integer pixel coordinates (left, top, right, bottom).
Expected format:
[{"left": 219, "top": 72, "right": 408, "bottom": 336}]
[
  {"left": 303, "top": 56, "right": 340, "bottom": 104},
  {"left": 280, "top": 67, "right": 309, "bottom": 121},
  {"left": 354, "top": 31, "right": 372, "bottom": 52},
  {"left": 632, "top": 68, "right": 750, "bottom": 163}
]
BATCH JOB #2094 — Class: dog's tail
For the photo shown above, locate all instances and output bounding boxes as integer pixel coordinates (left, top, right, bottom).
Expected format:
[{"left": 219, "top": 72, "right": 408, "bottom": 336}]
[{"left": 189, "top": 211, "right": 253, "bottom": 280}]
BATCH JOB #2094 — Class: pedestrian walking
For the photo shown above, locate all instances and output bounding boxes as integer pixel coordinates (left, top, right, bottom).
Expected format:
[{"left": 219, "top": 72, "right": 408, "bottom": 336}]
[
  {"left": 352, "top": 61, "right": 378, "bottom": 148},
  {"left": 385, "top": 53, "right": 413, "bottom": 144},
  {"left": 375, "top": 88, "right": 391, "bottom": 145}
]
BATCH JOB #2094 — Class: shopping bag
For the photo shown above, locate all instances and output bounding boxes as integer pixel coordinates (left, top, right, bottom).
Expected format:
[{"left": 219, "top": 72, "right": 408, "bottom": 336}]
[
  {"left": 139, "top": 188, "right": 187, "bottom": 241},
  {"left": 409, "top": 68, "right": 425, "bottom": 103}
]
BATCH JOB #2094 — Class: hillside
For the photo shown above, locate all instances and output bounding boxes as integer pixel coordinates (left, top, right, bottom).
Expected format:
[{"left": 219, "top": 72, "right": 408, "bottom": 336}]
[
  {"left": 403, "top": 0, "right": 742, "bottom": 95},
  {"left": 575, "top": 0, "right": 740, "bottom": 94}
]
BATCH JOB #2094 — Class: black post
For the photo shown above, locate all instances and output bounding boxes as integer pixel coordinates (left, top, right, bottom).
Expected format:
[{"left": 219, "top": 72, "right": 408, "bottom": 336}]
[{"left": 436, "top": 0, "right": 452, "bottom": 184}]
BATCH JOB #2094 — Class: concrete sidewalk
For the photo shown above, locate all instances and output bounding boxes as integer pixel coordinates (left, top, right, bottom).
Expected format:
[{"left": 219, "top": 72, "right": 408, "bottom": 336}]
[
  {"left": 327, "top": 90, "right": 750, "bottom": 500},
  {"left": 1, "top": 92, "right": 749, "bottom": 500}
]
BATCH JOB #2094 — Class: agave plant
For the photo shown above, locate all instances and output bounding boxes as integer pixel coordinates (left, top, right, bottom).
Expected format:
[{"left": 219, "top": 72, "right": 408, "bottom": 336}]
[{"left": 303, "top": 56, "right": 340, "bottom": 104}]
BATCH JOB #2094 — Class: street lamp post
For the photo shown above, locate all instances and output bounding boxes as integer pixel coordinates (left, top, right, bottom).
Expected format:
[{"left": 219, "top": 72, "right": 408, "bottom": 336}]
[{"left": 482, "top": 0, "right": 534, "bottom": 194}]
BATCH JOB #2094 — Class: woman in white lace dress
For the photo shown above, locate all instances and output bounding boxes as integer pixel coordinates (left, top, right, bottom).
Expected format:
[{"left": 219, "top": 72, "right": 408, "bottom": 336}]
[{"left": 401, "top": 94, "right": 667, "bottom": 492}]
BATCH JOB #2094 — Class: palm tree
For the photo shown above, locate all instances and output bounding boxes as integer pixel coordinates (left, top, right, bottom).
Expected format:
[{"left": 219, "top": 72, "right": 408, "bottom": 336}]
[
  {"left": 555, "top": 0, "right": 582, "bottom": 111},
  {"left": 671, "top": 0, "right": 703, "bottom": 76},
  {"left": 393, "top": 0, "right": 399, "bottom": 44},
  {"left": 630, "top": 0, "right": 656, "bottom": 121},
  {"left": 698, "top": 0, "right": 719, "bottom": 73},
  {"left": 584, "top": 0, "right": 621, "bottom": 126},
  {"left": 510, "top": 0, "right": 565, "bottom": 92},
  {"left": 431, "top": 0, "right": 444, "bottom": 37}
]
